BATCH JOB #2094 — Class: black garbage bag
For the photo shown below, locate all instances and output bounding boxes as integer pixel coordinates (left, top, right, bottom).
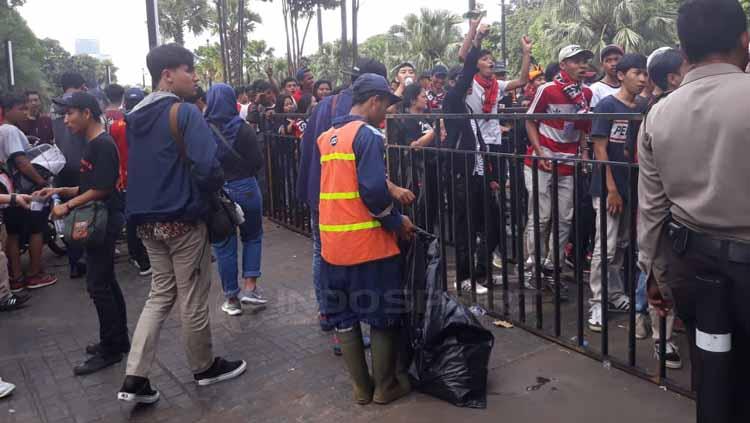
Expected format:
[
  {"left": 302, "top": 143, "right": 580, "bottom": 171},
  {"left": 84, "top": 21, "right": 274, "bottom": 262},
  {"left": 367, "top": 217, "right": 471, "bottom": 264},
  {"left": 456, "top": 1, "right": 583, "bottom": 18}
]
[{"left": 403, "top": 231, "right": 495, "bottom": 409}]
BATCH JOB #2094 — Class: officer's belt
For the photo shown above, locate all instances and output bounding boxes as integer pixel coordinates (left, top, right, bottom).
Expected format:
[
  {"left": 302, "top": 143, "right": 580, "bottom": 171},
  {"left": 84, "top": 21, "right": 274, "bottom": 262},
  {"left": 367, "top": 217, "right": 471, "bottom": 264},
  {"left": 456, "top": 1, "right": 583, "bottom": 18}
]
[{"left": 668, "top": 220, "right": 750, "bottom": 264}]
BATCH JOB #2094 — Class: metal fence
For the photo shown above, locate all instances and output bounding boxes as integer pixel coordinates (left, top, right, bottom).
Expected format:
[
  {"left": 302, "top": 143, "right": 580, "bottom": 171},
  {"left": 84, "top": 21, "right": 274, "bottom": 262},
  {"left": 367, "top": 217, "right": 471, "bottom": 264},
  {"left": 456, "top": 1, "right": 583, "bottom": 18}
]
[{"left": 259, "top": 111, "right": 694, "bottom": 399}]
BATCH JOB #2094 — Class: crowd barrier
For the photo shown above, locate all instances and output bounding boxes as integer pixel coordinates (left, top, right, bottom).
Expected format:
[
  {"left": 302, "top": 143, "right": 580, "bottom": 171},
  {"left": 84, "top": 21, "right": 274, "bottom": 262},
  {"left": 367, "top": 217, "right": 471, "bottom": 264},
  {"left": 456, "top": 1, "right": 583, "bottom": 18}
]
[{"left": 258, "top": 111, "right": 694, "bottom": 399}]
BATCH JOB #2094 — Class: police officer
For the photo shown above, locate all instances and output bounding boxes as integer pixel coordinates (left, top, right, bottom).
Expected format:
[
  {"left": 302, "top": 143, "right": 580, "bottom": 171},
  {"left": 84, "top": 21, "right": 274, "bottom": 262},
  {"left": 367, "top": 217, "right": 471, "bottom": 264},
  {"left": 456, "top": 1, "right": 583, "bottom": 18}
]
[
  {"left": 316, "top": 73, "right": 415, "bottom": 405},
  {"left": 638, "top": 1, "right": 750, "bottom": 421}
]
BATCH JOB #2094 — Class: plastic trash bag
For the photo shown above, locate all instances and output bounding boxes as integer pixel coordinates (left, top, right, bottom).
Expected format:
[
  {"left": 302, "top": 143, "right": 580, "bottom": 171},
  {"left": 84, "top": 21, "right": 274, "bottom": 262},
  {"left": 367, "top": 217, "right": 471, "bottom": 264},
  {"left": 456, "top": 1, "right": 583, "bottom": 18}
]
[{"left": 404, "top": 230, "right": 495, "bottom": 409}]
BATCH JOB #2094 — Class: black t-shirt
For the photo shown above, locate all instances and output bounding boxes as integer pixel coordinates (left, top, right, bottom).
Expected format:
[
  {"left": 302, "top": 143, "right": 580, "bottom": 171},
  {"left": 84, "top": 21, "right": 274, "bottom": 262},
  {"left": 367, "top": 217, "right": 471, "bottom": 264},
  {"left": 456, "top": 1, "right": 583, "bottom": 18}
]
[
  {"left": 220, "top": 123, "right": 263, "bottom": 181},
  {"left": 79, "top": 132, "right": 121, "bottom": 210},
  {"left": 590, "top": 95, "right": 646, "bottom": 200},
  {"left": 399, "top": 118, "right": 434, "bottom": 147}
]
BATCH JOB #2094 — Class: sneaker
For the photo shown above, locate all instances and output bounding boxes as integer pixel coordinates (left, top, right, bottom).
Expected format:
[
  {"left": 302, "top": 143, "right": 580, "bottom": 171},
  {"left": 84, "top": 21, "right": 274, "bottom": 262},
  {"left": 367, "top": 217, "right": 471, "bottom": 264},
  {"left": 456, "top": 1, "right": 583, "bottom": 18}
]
[
  {"left": 86, "top": 342, "right": 130, "bottom": 356},
  {"left": 194, "top": 357, "right": 247, "bottom": 386},
  {"left": 588, "top": 303, "right": 602, "bottom": 332},
  {"left": 117, "top": 375, "right": 160, "bottom": 404},
  {"left": 26, "top": 273, "right": 57, "bottom": 290},
  {"left": 221, "top": 298, "right": 243, "bottom": 316},
  {"left": 332, "top": 334, "right": 342, "bottom": 356},
  {"left": 0, "top": 378, "right": 15, "bottom": 399},
  {"left": 240, "top": 287, "right": 268, "bottom": 305},
  {"left": 492, "top": 254, "right": 503, "bottom": 270},
  {"left": 9, "top": 277, "right": 27, "bottom": 293},
  {"left": 73, "top": 353, "right": 123, "bottom": 376},
  {"left": 608, "top": 294, "right": 631, "bottom": 313},
  {"left": 635, "top": 313, "right": 650, "bottom": 340},
  {"left": 129, "top": 259, "right": 152, "bottom": 276},
  {"left": 0, "top": 294, "right": 30, "bottom": 312},
  {"left": 459, "top": 279, "right": 488, "bottom": 295},
  {"left": 655, "top": 341, "right": 683, "bottom": 369},
  {"left": 545, "top": 279, "right": 570, "bottom": 301}
]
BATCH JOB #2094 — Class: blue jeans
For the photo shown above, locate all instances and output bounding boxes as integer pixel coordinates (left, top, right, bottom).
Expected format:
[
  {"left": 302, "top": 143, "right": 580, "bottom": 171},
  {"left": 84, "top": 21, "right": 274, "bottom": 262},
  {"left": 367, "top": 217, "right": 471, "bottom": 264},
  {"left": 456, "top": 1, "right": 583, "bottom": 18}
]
[
  {"left": 212, "top": 177, "right": 263, "bottom": 299},
  {"left": 635, "top": 271, "right": 647, "bottom": 313},
  {"left": 311, "top": 208, "right": 323, "bottom": 311}
]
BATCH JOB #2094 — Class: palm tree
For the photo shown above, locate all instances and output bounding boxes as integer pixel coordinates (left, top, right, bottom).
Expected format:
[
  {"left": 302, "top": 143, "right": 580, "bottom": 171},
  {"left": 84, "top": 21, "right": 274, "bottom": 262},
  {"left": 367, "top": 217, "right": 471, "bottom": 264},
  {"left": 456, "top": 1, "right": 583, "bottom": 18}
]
[
  {"left": 211, "top": 0, "right": 262, "bottom": 85},
  {"left": 158, "top": 0, "right": 212, "bottom": 46},
  {"left": 389, "top": 8, "right": 462, "bottom": 71},
  {"left": 543, "top": 0, "right": 677, "bottom": 62}
]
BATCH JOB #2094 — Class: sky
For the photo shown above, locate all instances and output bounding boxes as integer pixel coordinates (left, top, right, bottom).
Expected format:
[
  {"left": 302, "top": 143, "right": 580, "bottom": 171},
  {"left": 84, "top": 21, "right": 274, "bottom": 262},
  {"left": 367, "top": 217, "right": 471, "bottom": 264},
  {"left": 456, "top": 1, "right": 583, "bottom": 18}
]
[{"left": 18, "top": 0, "right": 503, "bottom": 86}]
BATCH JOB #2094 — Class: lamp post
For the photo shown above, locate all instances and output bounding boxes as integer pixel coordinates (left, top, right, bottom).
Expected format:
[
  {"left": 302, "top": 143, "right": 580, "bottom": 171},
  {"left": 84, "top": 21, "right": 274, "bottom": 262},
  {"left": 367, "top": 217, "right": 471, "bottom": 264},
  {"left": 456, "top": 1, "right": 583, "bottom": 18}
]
[{"left": 5, "top": 40, "right": 15, "bottom": 89}]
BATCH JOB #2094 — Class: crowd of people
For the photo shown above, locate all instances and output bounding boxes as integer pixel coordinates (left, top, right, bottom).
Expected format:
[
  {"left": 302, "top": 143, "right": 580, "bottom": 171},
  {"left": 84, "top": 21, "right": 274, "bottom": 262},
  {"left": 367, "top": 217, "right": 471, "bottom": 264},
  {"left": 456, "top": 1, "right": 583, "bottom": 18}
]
[{"left": 0, "top": 0, "right": 747, "bottom": 419}]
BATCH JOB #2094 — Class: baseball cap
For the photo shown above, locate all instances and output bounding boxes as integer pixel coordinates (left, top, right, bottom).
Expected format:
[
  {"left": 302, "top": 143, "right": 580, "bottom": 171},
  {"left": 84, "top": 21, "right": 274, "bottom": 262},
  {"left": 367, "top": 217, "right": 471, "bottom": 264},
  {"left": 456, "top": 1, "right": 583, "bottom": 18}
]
[
  {"left": 600, "top": 44, "right": 625, "bottom": 60},
  {"left": 295, "top": 67, "right": 310, "bottom": 81},
  {"left": 559, "top": 45, "right": 594, "bottom": 62},
  {"left": 431, "top": 65, "right": 449, "bottom": 77},
  {"left": 647, "top": 46, "right": 672, "bottom": 68},
  {"left": 52, "top": 92, "right": 102, "bottom": 118},
  {"left": 352, "top": 73, "right": 402, "bottom": 106},
  {"left": 124, "top": 87, "right": 146, "bottom": 111},
  {"left": 344, "top": 57, "right": 388, "bottom": 80}
]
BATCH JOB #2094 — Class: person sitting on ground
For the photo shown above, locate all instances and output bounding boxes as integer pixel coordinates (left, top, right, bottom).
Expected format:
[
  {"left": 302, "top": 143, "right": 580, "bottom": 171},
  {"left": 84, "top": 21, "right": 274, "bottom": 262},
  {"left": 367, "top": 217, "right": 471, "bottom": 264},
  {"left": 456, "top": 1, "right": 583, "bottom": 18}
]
[
  {"left": 317, "top": 73, "right": 415, "bottom": 405},
  {"left": 117, "top": 43, "right": 245, "bottom": 406},
  {"left": 0, "top": 93, "right": 56, "bottom": 293},
  {"left": 36, "top": 92, "right": 130, "bottom": 376},
  {"left": 19, "top": 90, "right": 53, "bottom": 144}
]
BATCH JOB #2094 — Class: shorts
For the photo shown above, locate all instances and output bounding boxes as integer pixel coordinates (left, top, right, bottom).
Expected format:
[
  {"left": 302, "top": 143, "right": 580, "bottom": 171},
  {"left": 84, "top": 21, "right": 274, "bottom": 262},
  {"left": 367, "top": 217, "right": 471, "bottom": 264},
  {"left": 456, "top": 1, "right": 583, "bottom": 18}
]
[
  {"left": 320, "top": 255, "right": 406, "bottom": 330},
  {"left": 4, "top": 207, "right": 49, "bottom": 236}
]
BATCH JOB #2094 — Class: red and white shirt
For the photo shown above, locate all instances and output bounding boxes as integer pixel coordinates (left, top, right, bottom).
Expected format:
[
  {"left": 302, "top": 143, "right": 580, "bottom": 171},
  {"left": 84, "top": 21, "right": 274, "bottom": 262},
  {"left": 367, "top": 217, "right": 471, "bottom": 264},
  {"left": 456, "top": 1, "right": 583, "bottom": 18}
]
[{"left": 525, "top": 82, "right": 592, "bottom": 176}]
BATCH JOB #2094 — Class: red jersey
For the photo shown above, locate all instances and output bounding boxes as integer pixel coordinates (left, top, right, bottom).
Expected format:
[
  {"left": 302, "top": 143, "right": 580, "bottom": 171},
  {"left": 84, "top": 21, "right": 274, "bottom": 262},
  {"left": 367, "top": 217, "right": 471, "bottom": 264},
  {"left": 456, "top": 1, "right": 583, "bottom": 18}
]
[
  {"left": 525, "top": 82, "right": 592, "bottom": 176},
  {"left": 109, "top": 119, "right": 128, "bottom": 190}
]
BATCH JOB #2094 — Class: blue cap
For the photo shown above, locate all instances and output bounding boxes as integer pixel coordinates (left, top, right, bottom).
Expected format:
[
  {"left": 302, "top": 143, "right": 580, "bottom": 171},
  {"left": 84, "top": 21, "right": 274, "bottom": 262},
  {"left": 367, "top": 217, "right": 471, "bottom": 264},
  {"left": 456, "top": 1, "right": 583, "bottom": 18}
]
[
  {"left": 352, "top": 73, "right": 402, "bottom": 105},
  {"left": 431, "top": 65, "right": 449, "bottom": 77},
  {"left": 124, "top": 88, "right": 146, "bottom": 111}
]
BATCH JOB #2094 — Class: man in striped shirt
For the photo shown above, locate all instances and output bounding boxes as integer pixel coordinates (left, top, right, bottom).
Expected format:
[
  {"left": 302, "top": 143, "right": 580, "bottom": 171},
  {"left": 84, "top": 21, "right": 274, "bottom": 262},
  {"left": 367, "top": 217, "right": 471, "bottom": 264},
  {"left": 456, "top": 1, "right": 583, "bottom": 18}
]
[{"left": 524, "top": 45, "right": 593, "bottom": 283}]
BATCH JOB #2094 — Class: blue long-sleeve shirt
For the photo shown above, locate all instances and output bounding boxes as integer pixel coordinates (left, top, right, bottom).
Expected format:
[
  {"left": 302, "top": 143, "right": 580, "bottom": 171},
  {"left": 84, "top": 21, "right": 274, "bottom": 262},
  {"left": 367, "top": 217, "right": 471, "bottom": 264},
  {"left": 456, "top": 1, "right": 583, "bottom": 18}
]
[
  {"left": 296, "top": 88, "right": 354, "bottom": 210},
  {"left": 325, "top": 114, "right": 402, "bottom": 232}
]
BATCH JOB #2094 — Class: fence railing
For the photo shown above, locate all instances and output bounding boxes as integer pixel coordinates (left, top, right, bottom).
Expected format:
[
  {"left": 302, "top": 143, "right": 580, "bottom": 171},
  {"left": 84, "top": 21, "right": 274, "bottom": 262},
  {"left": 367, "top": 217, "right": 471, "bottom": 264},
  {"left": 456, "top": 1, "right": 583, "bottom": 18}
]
[{"left": 258, "top": 111, "right": 694, "bottom": 399}]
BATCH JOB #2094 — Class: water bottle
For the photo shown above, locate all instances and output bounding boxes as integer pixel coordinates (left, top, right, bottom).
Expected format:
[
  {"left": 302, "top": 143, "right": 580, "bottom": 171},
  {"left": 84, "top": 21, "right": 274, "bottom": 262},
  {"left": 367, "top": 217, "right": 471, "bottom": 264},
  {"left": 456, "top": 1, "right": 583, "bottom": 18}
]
[{"left": 51, "top": 194, "right": 65, "bottom": 236}]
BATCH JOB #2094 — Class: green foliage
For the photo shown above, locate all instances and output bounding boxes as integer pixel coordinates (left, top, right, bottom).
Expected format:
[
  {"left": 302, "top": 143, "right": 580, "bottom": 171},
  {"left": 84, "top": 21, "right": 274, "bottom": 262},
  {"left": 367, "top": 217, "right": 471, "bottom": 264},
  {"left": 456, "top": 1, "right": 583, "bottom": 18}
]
[
  {"left": 306, "top": 40, "right": 346, "bottom": 87},
  {"left": 388, "top": 8, "right": 462, "bottom": 72},
  {"left": 158, "top": 0, "right": 212, "bottom": 45},
  {"left": 0, "top": 6, "right": 46, "bottom": 93},
  {"left": 245, "top": 39, "right": 276, "bottom": 79},
  {"left": 39, "top": 38, "right": 118, "bottom": 96}
]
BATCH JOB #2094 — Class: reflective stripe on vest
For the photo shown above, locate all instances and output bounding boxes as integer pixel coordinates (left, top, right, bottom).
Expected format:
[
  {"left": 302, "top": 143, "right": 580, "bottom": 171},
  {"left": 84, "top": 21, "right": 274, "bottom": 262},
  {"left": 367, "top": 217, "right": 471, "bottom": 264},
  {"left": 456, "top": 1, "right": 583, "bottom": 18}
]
[{"left": 316, "top": 120, "right": 400, "bottom": 266}]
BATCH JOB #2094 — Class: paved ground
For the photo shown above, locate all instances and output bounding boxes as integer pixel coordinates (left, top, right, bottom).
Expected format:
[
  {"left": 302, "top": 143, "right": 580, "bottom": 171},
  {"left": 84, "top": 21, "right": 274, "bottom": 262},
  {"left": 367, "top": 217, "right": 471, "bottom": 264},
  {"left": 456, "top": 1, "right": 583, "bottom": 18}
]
[{"left": 0, "top": 221, "right": 694, "bottom": 423}]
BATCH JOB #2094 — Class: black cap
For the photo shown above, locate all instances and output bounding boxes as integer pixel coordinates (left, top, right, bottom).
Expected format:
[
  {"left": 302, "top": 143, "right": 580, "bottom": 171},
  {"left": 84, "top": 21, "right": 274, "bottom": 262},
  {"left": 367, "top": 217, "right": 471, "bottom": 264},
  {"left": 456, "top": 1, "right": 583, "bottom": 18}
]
[
  {"left": 352, "top": 73, "right": 402, "bottom": 106},
  {"left": 344, "top": 57, "right": 388, "bottom": 80},
  {"left": 52, "top": 92, "right": 102, "bottom": 118},
  {"left": 124, "top": 88, "right": 146, "bottom": 112},
  {"left": 601, "top": 44, "right": 625, "bottom": 60},
  {"left": 431, "top": 65, "right": 449, "bottom": 77}
]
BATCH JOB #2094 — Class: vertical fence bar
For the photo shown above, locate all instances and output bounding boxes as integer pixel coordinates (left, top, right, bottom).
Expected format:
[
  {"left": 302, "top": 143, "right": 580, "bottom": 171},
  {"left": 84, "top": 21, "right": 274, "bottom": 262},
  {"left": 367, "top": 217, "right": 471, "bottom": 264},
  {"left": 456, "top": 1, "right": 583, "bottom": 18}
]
[
  {"left": 515, "top": 154, "right": 526, "bottom": 323},
  {"left": 532, "top": 161, "right": 543, "bottom": 330},
  {"left": 659, "top": 314, "right": 667, "bottom": 381},
  {"left": 464, "top": 155, "right": 476, "bottom": 303},
  {"left": 450, "top": 152, "right": 458, "bottom": 292},
  {"left": 599, "top": 168, "right": 609, "bottom": 357},
  {"left": 436, "top": 147, "right": 448, "bottom": 292},
  {"left": 574, "top": 161, "right": 585, "bottom": 346},
  {"left": 497, "top": 155, "right": 510, "bottom": 317},
  {"left": 627, "top": 165, "right": 638, "bottom": 366},
  {"left": 483, "top": 158, "right": 494, "bottom": 311},
  {"left": 551, "top": 161, "right": 561, "bottom": 337}
]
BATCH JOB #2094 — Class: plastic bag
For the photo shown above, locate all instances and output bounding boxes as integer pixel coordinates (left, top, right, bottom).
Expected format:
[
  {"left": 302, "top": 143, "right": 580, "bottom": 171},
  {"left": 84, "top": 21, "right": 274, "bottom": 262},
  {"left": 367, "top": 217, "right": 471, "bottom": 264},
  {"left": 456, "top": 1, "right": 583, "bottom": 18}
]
[{"left": 404, "top": 231, "right": 495, "bottom": 409}]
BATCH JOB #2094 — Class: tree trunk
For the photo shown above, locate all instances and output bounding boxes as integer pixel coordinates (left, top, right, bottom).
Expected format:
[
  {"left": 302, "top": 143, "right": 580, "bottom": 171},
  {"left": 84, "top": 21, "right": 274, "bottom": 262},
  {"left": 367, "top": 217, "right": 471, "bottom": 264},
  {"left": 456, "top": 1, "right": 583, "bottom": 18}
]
[
  {"left": 351, "top": 0, "right": 358, "bottom": 66},
  {"left": 340, "top": 0, "right": 348, "bottom": 69},
  {"left": 299, "top": 15, "right": 313, "bottom": 58},
  {"left": 238, "top": 0, "right": 246, "bottom": 85},
  {"left": 317, "top": 3, "right": 323, "bottom": 49},
  {"left": 282, "top": 0, "right": 294, "bottom": 76},
  {"left": 216, "top": 0, "right": 230, "bottom": 83}
]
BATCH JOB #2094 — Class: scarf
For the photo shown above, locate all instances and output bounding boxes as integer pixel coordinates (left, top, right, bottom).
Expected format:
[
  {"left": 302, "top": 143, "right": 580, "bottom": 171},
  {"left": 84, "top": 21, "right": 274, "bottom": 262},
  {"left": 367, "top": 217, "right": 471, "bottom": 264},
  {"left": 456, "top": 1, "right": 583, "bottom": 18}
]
[
  {"left": 205, "top": 83, "right": 245, "bottom": 158},
  {"left": 474, "top": 74, "right": 499, "bottom": 114},
  {"left": 553, "top": 70, "right": 590, "bottom": 130}
]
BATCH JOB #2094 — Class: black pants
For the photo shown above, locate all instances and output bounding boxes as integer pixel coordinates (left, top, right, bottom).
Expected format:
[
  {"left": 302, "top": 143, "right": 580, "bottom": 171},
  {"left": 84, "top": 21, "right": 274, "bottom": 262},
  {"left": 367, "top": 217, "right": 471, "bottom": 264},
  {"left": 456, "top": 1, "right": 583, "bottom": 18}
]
[
  {"left": 667, "top": 242, "right": 750, "bottom": 422},
  {"left": 126, "top": 219, "right": 149, "bottom": 268},
  {"left": 414, "top": 160, "right": 440, "bottom": 234},
  {"left": 85, "top": 212, "right": 129, "bottom": 355},
  {"left": 454, "top": 173, "right": 501, "bottom": 282}
]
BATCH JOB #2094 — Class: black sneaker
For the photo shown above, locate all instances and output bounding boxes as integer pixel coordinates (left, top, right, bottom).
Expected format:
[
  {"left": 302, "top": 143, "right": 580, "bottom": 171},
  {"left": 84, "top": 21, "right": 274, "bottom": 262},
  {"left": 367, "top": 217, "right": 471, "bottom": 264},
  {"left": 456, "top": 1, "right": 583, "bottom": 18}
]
[
  {"left": 0, "top": 294, "right": 30, "bottom": 312},
  {"left": 655, "top": 341, "right": 683, "bottom": 370},
  {"left": 117, "top": 375, "right": 160, "bottom": 404},
  {"left": 194, "top": 357, "right": 246, "bottom": 386},
  {"left": 73, "top": 353, "right": 122, "bottom": 376},
  {"left": 86, "top": 342, "right": 130, "bottom": 355}
]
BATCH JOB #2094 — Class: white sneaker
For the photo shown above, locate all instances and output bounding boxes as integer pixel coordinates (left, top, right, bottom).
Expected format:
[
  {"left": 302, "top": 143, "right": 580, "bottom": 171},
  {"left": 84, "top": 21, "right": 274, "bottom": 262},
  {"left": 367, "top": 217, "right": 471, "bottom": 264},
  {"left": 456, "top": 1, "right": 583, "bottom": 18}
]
[
  {"left": 0, "top": 378, "right": 15, "bottom": 398},
  {"left": 655, "top": 341, "right": 683, "bottom": 369},
  {"left": 459, "top": 279, "right": 488, "bottom": 295},
  {"left": 221, "top": 299, "right": 242, "bottom": 316},
  {"left": 588, "top": 303, "right": 602, "bottom": 332},
  {"left": 635, "top": 313, "right": 649, "bottom": 340},
  {"left": 608, "top": 293, "right": 631, "bottom": 313},
  {"left": 492, "top": 255, "right": 504, "bottom": 270}
]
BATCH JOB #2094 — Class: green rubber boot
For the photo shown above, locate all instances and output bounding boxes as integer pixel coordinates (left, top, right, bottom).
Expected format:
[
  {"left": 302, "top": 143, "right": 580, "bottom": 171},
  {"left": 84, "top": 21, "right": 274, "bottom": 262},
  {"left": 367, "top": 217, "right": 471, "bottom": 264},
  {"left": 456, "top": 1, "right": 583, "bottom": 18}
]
[
  {"left": 337, "top": 325, "right": 374, "bottom": 405},
  {"left": 371, "top": 327, "right": 412, "bottom": 405}
]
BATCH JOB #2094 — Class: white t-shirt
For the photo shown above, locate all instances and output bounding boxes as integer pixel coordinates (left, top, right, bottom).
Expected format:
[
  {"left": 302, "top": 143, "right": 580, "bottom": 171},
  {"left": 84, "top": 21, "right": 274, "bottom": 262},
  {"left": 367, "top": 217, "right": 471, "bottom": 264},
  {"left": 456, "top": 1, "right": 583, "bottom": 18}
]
[
  {"left": 589, "top": 80, "right": 620, "bottom": 108},
  {"left": 239, "top": 103, "right": 250, "bottom": 120},
  {"left": 0, "top": 124, "right": 31, "bottom": 163},
  {"left": 465, "top": 79, "right": 510, "bottom": 145}
]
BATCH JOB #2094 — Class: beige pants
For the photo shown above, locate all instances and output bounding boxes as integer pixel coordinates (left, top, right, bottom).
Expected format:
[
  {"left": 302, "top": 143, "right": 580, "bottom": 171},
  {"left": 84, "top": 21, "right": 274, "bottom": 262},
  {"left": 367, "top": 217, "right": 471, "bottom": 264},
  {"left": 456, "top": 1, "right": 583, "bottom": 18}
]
[
  {"left": 589, "top": 199, "right": 631, "bottom": 305},
  {"left": 0, "top": 225, "right": 9, "bottom": 300},
  {"left": 126, "top": 223, "right": 214, "bottom": 377}
]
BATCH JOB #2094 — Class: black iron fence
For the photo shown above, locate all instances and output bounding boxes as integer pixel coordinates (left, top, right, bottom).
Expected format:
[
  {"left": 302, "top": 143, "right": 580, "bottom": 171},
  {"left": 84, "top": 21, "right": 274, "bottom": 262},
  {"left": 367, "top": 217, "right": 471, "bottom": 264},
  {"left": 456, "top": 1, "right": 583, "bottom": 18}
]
[{"left": 259, "top": 112, "right": 694, "bottom": 399}]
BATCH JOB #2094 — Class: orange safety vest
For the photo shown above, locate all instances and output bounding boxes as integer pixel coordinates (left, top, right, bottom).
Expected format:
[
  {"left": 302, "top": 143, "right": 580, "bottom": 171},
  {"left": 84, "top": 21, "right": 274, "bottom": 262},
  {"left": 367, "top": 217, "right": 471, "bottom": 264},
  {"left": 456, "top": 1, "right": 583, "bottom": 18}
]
[{"left": 317, "top": 120, "right": 400, "bottom": 266}]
